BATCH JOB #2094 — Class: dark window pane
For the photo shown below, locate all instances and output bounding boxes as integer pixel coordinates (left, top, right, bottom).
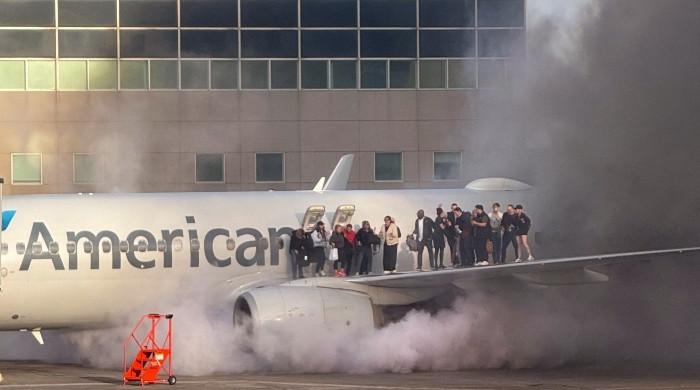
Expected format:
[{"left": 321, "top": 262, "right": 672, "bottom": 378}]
[
  {"left": 182, "top": 30, "right": 238, "bottom": 58},
  {"left": 241, "top": 30, "right": 298, "bottom": 58},
  {"left": 420, "top": 30, "right": 474, "bottom": 58},
  {"left": 361, "top": 31, "right": 416, "bottom": 58},
  {"left": 0, "top": 30, "right": 55, "bottom": 57},
  {"left": 360, "top": 0, "right": 415, "bottom": 27},
  {"left": 59, "top": 30, "right": 117, "bottom": 58},
  {"left": 302, "top": 31, "right": 357, "bottom": 58},
  {"left": 120, "top": 30, "right": 178, "bottom": 58},
  {"left": 434, "top": 152, "right": 461, "bottom": 180},
  {"left": 389, "top": 60, "right": 415, "bottom": 88},
  {"left": 448, "top": 59, "right": 475, "bottom": 88},
  {"left": 360, "top": 60, "right": 386, "bottom": 88},
  {"left": 211, "top": 60, "right": 238, "bottom": 89},
  {"left": 331, "top": 60, "right": 356, "bottom": 89},
  {"left": 196, "top": 153, "right": 225, "bottom": 182},
  {"left": 419, "top": 59, "right": 445, "bottom": 88},
  {"left": 58, "top": 0, "right": 116, "bottom": 27},
  {"left": 478, "top": 29, "right": 524, "bottom": 57},
  {"left": 301, "top": 60, "right": 327, "bottom": 89},
  {"left": 375, "top": 152, "right": 402, "bottom": 181},
  {"left": 241, "top": 0, "right": 296, "bottom": 27},
  {"left": 0, "top": 0, "right": 54, "bottom": 27},
  {"left": 301, "top": 0, "right": 356, "bottom": 27},
  {"left": 241, "top": 60, "right": 268, "bottom": 89},
  {"left": 181, "top": 0, "right": 237, "bottom": 27},
  {"left": 477, "top": 0, "right": 524, "bottom": 27},
  {"left": 271, "top": 60, "right": 297, "bottom": 89},
  {"left": 419, "top": 0, "right": 473, "bottom": 27},
  {"left": 120, "top": 0, "right": 177, "bottom": 27},
  {"left": 256, "top": 153, "right": 284, "bottom": 182}
]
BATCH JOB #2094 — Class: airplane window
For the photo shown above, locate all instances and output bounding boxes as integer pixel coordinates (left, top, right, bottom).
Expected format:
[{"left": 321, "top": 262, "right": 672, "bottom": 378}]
[
  {"left": 66, "top": 241, "right": 76, "bottom": 254},
  {"left": 16, "top": 242, "right": 25, "bottom": 255},
  {"left": 1, "top": 242, "right": 7, "bottom": 255},
  {"left": 32, "top": 242, "right": 42, "bottom": 255},
  {"left": 157, "top": 239, "right": 166, "bottom": 252},
  {"left": 226, "top": 238, "right": 235, "bottom": 251},
  {"left": 49, "top": 241, "right": 59, "bottom": 254},
  {"left": 83, "top": 241, "right": 93, "bottom": 254},
  {"left": 119, "top": 241, "right": 129, "bottom": 253},
  {"left": 190, "top": 239, "right": 200, "bottom": 252},
  {"left": 173, "top": 238, "right": 183, "bottom": 252},
  {"left": 137, "top": 239, "right": 147, "bottom": 252},
  {"left": 101, "top": 241, "right": 111, "bottom": 253}
]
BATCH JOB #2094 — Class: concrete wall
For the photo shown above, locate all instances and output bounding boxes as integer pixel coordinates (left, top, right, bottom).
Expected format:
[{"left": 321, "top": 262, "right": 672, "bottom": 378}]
[{"left": 0, "top": 90, "right": 481, "bottom": 195}]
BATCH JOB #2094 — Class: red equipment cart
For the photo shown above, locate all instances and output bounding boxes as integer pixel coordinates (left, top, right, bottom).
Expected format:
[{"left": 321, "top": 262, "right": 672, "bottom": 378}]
[{"left": 123, "top": 313, "right": 176, "bottom": 386}]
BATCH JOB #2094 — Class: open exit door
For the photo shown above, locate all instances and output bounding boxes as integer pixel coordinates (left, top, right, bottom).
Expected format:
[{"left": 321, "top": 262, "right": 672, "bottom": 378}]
[
  {"left": 302, "top": 205, "right": 326, "bottom": 232},
  {"left": 331, "top": 205, "right": 356, "bottom": 228}
]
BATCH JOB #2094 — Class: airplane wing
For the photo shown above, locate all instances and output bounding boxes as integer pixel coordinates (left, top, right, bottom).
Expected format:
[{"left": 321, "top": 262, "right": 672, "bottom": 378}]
[{"left": 347, "top": 247, "right": 700, "bottom": 289}]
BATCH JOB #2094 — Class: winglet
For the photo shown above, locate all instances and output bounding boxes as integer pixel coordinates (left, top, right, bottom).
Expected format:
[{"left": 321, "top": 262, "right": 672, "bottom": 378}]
[
  {"left": 312, "top": 177, "right": 326, "bottom": 192},
  {"left": 323, "top": 154, "right": 354, "bottom": 191}
]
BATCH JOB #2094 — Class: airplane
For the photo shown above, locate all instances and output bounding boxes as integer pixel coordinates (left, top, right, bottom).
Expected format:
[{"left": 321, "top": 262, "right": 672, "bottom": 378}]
[{"left": 0, "top": 154, "right": 698, "bottom": 345}]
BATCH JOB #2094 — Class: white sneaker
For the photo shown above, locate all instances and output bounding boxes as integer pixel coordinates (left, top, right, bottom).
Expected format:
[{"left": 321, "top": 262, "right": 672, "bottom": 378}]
[
  {"left": 527, "top": 256, "right": 535, "bottom": 261},
  {"left": 320, "top": 270, "right": 327, "bottom": 277},
  {"left": 514, "top": 258, "right": 522, "bottom": 263},
  {"left": 383, "top": 270, "right": 391, "bottom": 275},
  {"left": 314, "top": 272, "right": 320, "bottom": 277},
  {"left": 391, "top": 270, "right": 398, "bottom": 274},
  {"left": 476, "top": 261, "right": 489, "bottom": 266}
]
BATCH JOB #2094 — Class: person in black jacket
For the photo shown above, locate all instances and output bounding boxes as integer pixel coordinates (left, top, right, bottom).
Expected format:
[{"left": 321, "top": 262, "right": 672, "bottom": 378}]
[
  {"left": 355, "top": 220, "right": 377, "bottom": 275},
  {"left": 289, "top": 229, "right": 306, "bottom": 279},
  {"left": 471, "top": 205, "right": 491, "bottom": 266},
  {"left": 515, "top": 204, "right": 534, "bottom": 262},
  {"left": 329, "top": 224, "right": 346, "bottom": 276},
  {"left": 412, "top": 209, "right": 435, "bottom": 271},
  {"left": 500, "top": 204, "right": 519, "bottom": 263},
  {"left": 454, "top": 207, "right": 474, "bottom": 267},
  {"left": 446, "top": 203, "right": 459, "bottom": 266},
  {"left": 433, "top": 207, "right": 447, "bottom": 269}
]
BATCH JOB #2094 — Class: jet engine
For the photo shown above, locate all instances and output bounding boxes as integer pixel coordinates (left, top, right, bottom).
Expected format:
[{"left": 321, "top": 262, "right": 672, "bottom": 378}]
[{"left": 233, "top": 286, "right": 380, "bottom": 331}]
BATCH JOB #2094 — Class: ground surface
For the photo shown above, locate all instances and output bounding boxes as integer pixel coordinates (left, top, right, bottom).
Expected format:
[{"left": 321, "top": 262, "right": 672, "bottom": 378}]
[{"left": 1, "top": 362, "right": 699, "bottom": 389}]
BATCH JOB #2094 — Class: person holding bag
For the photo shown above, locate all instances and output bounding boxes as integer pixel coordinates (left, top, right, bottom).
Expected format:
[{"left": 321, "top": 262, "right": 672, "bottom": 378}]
[
  {"left": 329, "top": 224, "right": 346, "bottom": 277},
  {"left": 311, "top": 221, "right": 328, "bottom": 276}
]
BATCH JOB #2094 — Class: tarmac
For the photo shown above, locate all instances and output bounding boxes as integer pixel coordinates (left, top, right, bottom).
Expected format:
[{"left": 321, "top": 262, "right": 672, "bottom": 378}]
[{"left": 1, "top": 362, "right": 700, "bottom": 389}]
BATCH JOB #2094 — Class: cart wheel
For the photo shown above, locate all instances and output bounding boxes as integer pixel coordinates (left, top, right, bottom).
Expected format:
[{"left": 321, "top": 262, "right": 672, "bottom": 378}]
[{"left": 168, "top": 376, "right": 177, "bottom": 385}]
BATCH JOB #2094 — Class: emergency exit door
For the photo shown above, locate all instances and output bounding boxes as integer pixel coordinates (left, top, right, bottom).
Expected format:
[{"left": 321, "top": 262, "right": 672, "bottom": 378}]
[
  {"left": 331, "top": 205, "right": 356, "bottom": 228},
  {"left": 302, "top": 205, "right": 326, "bottom": 232}
]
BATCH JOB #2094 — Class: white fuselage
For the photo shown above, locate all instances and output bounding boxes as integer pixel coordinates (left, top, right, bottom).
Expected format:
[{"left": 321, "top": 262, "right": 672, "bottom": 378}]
[{"left": 0, "top": 189, "right": 537, "bottom": 331}]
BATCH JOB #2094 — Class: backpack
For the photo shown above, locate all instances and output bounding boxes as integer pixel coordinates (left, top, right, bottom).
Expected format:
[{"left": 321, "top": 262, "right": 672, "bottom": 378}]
[{"left": 396, "top": 225, "right": 402, "bottom": 238}]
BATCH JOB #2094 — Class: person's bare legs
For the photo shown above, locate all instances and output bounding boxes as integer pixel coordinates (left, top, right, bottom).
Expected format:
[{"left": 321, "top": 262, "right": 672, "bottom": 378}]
[{"left": 519, "top": 235, "right": 534, "bottom": 260}]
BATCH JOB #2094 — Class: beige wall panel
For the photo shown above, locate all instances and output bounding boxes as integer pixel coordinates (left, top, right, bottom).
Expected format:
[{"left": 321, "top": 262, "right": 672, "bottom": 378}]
[
  {"left": 225, "top": 152, "right": 242, "bottom": 184},
  {"left": 299, "top": 121, "right": 359, "bottom": 152},
  {"left": 239, "top": 91, "right": 299, "bottom": 121},
  {"left": 358, "top": 121, "right": 418, "bottom": 151},
  {"left": 299, "top": 91, "right": 360, "bottom": 121},
  {"left": 146, "top": 92, "right": 180, "bottom": 122},
  {"left": 417, "top": 90, "right": 476, "bottom": 120},
  {"left": 180, "top": 121, "right": 238, "bottom": 153},
  {"left": 23, "top": 92, "right": 57, "bottom": 122},
  {"left": 417, "top": 120, "right": 473, "bottom": 150},
  {"left": 240, "top": 121, "right": 299, "bottom": 152},
  {"left": 0, "top": 122, "right": 57, "bottom": 153},
  {"left": 284, "top": 152, "right": 301, "bottom": 183},
  {"left": 299, "top": 151, "right": 361, "bottom": 183}
]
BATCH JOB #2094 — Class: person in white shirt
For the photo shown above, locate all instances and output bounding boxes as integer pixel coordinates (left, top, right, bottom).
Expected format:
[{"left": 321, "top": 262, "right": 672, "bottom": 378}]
[
  {"left": 412, "top": 209, "right": 435, "bottom": 271},
  {"left": 489, "top": 203, "right": 504, "bottom": 264},
  {"left": 310, "top": 221, "right": 328, "bottom": 276}
]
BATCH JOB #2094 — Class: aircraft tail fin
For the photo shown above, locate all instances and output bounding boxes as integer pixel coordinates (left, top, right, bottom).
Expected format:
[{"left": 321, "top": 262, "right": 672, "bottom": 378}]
[
  {"left": 312, "top": 177, "right": 326, "bottom": 192},
  {"left": 324, "top": 154, "right": 354, "bottom": 191}
]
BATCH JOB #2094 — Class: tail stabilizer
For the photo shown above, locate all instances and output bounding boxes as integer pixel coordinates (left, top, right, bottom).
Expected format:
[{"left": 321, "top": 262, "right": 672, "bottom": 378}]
[{"left": 323, "top": 154, "right": 354, "bottom": 191}]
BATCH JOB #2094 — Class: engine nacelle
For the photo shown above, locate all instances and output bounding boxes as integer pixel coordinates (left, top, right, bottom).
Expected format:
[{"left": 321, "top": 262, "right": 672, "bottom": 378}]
[{"left": 233, "top": 286, "right": 380, "bottom": 330}]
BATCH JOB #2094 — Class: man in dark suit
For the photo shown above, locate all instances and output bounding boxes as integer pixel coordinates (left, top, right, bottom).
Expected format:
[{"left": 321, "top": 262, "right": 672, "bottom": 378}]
[
  {"left": 454, "top": 207, "right": 474, "bottom": 267},
  {"left": 446, "top": 203, "right": 459, "bottom": 266},
  {"left": 413, "top": 209, "right": 435, "bottom": 271}
]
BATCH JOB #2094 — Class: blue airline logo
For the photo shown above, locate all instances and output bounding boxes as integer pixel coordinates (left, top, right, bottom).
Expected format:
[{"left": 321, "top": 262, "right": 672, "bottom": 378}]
[{"left": 2, "top": 210, "right": 16, "bottom": 231}]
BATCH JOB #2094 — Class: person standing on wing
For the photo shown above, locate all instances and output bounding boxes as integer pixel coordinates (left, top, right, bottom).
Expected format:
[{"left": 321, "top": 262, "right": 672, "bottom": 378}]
[
  {"left": 378, "top": 216, "right": 400, "bottom": 274},
  {"left": 413, "top": 209, "right": 435, "bottom": 271},
  {"left": 515, "top": 204, "right": 535, "bottom": 262}
]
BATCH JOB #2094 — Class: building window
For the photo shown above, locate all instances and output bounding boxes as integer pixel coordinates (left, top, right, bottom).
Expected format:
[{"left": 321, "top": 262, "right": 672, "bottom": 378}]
[
  {"left": 301, "top": 60, "right": 327, "bottom": 89},
  {"left": 477, "top": 0, "right": 525, "bottom": 28},
  {"left": 448, "top": 59, "right": 476, "bottom": 88},
  {"left": 434, "top": 152, "right": 461, "bottom": 180},
  {"left": 58, "top": 30, "right": 117, "bottom": 58},
  {"left": 58, "top": 60, "right": 87, "bottom": 90},
  {"left": 58, "top": 0, "right": 116, "bottom": 27},
  {"left": 256, "top": 153, "right": 284, "bottom": 183},
  {"left": 331, "top": 60, "right": 356, "bottom": 89},
  {"left": 27, "top": 60, "right": 56, "bottom": 90},
  {"left": 73, "top": 153, "right": 97, "bottom": 184},
  {"left": 119, "top": 0, "right": 177, "bottom": 27},
  {"left": 361, "top": 60, "right": 386, "bottom": 89},
  {"left": 241, "top": 60, "right": 268, "bottom": 89},
  {"left": 0, "top": 60, "right": 24, "bottom": 90},
  {"left": 11, "top": 153, "right": 42, "bottom": 185},
  {"left": 120, "top": 60, "right": 148, "bottom": 90},
  {"left": 419, "top": 0, "right": 475, "bottom": 27},
  {"left": 181, "top": 60, "right": 209, "bottom": 90},
  {"left": 301, "top": 0, "right": 356, "bottom": 27},
  {"left": 211, "top": 60, "right": 238, "bottom": 90},
  {"left": 180, "top": 0, "right": 238, "bottom": 27},
  {"left": 270, "top": 60, "right": 298, "bottom": 89},
  {"left": 195, "top": 153, "right": 225, "bottom": 183},
  {"left": 0, "top": 0, "right": 55, "bottom": 27},
  {"left": 374, "top": 152, "right": 402, "bottom": 182},
  {"left": 389, "top": 60, "right": 416, "bottom": 89},
  {"left": 419, "top": 60, "right": 446, "bottom": 89},
  {"left": 88, "top": 60, "right": 117, "bottom": 90},
  {"left": 150, "top": 60, "right": 179, "bottom": 89},
  {"left": 0, "top": 30, "right": 55, "bottom": 58}
]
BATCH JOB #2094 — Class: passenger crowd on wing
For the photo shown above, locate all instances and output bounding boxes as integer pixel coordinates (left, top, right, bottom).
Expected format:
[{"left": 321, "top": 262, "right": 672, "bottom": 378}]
[{"left": 288, "top": 202, "right": 534, "bottom": 279}]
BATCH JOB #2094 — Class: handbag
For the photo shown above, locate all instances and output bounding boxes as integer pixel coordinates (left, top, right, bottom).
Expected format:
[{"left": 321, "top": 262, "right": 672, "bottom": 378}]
[
  {"left": 406, "top": 236, "right": 418, "bottom": 252},
  {"left": 329, "top": 247, "right": 339, "bottom": 261}
]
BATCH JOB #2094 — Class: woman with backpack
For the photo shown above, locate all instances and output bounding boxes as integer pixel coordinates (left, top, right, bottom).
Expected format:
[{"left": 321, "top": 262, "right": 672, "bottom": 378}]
[{"left": 378, "top": 216, "right": 400, "bottom": 274}]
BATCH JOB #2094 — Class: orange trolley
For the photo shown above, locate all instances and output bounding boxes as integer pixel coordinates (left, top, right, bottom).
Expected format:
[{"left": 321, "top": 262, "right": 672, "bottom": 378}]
[{"left": 123, "top": 313, "right": 176, "bottom": 386}]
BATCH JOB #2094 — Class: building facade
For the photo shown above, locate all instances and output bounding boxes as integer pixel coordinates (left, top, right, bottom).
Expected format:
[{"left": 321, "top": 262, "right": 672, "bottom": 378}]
[{"left": 0, "top": 0, "right": 525, "bottom": 195}]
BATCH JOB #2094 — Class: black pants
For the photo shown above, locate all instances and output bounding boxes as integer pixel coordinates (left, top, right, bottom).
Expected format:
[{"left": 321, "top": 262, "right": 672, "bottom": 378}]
[
  {"left": 314, "top": 247, "right": 326, "bottom": 273},
  {"left": 383, "top": 243, "right": 398, "bottom": 271},
  {"left": 446, "top": 236, "right": 457, "bottom": 265},
  {"left": 501, "top": 231, "right": 519, "bottom": 262},
  {"left": 291, "top": 251, "right": 304, "bottom": 279},
  {"left": 459, "top": 238, "right": 474, "bottom": 267},
  {"left": 358, "top": 245, "right": 372, "bottom": 275},
  {"left": 475, "top": 237, "right": 489, "bottom": 262},
  {"left": 434, "top": 245, "right": 445, "bottom": 268},
  {"left": 417, "top": 239, "right": 434, "bottom": 269}
]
